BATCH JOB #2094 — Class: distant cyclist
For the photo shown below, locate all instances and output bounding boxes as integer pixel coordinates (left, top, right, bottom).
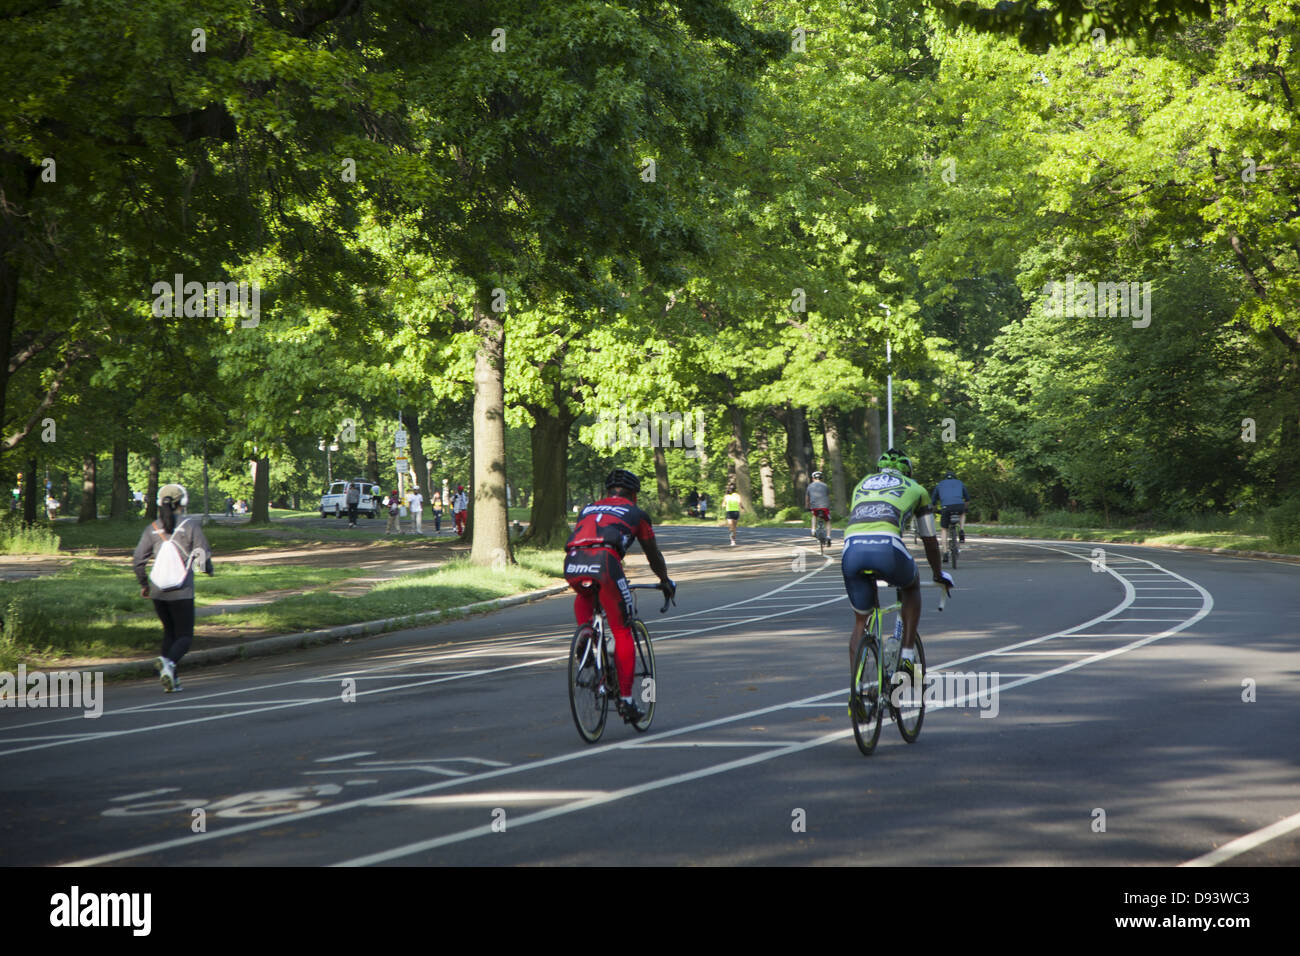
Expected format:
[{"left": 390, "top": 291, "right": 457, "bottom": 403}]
[
  {"left": 842, "top": 449, "right": 952, "bottom": 704},
  {"left": 564, "top": 470, "right": 676, "bottom": 724},
  {"left": 723, "top": 482, "right": 743, "bottom": 547},
  {"left": 806, "top": 471, "right": 831, "bottom": 538},
  {"left": 931, "top": 470, "right": 970, "bottom": 543}
]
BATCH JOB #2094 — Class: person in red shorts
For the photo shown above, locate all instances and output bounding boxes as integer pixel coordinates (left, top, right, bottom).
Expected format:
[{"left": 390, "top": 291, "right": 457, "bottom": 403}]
[{"left": 564, "top": 469, "right": 675, "bottom": 723}]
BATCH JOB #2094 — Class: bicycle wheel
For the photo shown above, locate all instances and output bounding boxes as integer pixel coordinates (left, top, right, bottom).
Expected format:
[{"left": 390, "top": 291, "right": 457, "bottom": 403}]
[
  {"left": 949, "top": 527, "right": 959, "bottom": 569},
  {"left": 568, "top": 624, "right": 608, "bottom": 743},
  {"left": 892, "top": 632, "right": 926, "bottom": 743},
  {"left": 851, "top": 632, "right": 883, "bottom": 755},
  {"left": 630, "top": 619, "right": 656, "bottom": 732}
]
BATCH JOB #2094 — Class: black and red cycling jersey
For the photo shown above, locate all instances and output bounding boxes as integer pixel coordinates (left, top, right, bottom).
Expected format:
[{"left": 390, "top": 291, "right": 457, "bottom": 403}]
[{"left": 565, "top": 496, "right": 655, "bottom": 559}]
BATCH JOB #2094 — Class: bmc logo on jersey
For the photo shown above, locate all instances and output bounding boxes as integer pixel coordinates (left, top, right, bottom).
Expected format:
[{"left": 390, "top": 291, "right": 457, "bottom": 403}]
[
  {"left": 566, "top": 563, "right": 602, "bottom": 575},
  {"left": 862, "top": 474, "right": 903, "bottom": 491}
]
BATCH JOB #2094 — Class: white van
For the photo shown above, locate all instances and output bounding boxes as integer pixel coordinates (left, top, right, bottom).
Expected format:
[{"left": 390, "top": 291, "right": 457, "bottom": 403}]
[{"left": 319, "top": 479, "right": 380, "bottom": 519}]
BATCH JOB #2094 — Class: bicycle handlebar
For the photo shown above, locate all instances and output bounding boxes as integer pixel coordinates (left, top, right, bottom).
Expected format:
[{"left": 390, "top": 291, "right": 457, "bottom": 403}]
[{"left": 630, "top": 582, "right": 676, "bottom": 613}]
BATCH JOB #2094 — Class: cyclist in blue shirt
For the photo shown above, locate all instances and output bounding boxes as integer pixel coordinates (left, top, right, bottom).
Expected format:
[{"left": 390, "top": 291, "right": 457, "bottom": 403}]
[{"left": 931, "top": 471, "right": 969, "bottom": 543}]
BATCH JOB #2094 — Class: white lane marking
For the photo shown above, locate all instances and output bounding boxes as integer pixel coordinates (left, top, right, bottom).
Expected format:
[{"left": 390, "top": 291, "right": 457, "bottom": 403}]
[
  {"left": 110, "top": 788, "right": 180, "bottom": 802},
  {"left": 990, "top": 650, "right": 1097, "bottom": 656},
  {"left": 4, "top": 581, "right": 850, "bottom": 757},
  {"left": 1180, "top": 808, "right": 1300, "bottom": 866},
  {"left": 315, "top": 751, "right": 376, "bottom": 763},
  {"left": 380, "top": 791, "right": 607, "bottom": 808},
  {"left": 1109, "top": 618, "right": 1192, "bottom": 622},
  {"left": 2, "top": 556, "right": 837, "bottom": 740},
  {"left": 305, "top": 766, "right": 468, "bottom": 777},
  {"left": 61, "top": 546, "right": 1145, "bottom": 867},
  {"left": 631, "top": 740, "right": 804, "bottom": 748}
]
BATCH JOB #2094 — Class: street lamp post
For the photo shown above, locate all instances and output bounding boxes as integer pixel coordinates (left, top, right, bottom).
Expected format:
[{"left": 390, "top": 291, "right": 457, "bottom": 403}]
[
  {"left": 879, "top": 303, "right": 893, "bottom": 449},
  {"left": 318, "top": 439, "right": 339, "bottom": 485}
]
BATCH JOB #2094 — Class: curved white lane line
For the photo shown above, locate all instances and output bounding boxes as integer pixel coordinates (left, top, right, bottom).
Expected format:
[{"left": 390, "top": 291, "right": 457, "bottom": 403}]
[{"left": 1181, "top": 808, "right": 1300, "bottom": 866}]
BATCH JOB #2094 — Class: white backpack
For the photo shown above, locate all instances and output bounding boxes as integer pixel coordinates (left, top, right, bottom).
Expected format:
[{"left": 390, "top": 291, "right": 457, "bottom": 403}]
[{"left": 149, "top": 519, "right": 195, "bottom": 591}]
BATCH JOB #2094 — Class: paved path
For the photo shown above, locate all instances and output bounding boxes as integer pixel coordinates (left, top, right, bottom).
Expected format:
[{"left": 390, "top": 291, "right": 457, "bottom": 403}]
[{"left": 3, "top": 526, "right": 1297, "bottom": 867}]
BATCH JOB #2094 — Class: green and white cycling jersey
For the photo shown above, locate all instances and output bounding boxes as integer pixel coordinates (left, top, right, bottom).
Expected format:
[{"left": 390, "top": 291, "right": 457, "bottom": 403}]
[{"left": 844, "top": 470, "right": 935, "bottom": 539}]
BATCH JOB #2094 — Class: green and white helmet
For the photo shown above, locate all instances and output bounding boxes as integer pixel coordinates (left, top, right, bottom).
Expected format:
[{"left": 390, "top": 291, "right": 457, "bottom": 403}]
[{"left": 876, "top": 448, "right": 912, "bottom": 478}]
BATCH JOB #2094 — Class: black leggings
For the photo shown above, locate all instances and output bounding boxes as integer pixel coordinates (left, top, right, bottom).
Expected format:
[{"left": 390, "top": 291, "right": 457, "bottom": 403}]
[{"left": 153, "top": 599, "right": 195, "bottom": 665}]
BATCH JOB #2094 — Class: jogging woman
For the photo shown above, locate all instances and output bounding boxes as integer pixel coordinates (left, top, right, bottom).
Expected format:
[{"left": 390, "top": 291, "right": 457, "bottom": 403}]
[
  {"left": 132, "top": 483, "right": 213, "bottom": 693},
  {"left": 723, "top": 482, "right": 742, "bottom": 546}
]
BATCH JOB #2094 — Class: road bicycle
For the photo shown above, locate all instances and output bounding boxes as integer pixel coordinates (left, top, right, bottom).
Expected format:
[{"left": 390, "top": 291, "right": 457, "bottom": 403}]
[
  {"left": 568, "top": 583, "right": 673, "bottom": 743},
  {"left": 813, "top": 511, "right": 831, "bottom": 554},
  {"left": 849, "top": 575, "right": 950, "bottom": 755},
  {"left": 942, "top": 507, "right": 960, "bottom": 568}
]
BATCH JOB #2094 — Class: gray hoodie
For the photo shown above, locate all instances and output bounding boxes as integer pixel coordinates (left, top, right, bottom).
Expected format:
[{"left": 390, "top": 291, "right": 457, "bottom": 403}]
[{"left": 133, "top": 516, "right": 213, "bottom": 601}]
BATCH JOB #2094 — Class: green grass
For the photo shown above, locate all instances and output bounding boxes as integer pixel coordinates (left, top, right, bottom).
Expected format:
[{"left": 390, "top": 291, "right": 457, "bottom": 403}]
[
  {"left": 1, "top": 549, "right": 565, "bottom": 667},
  {"left": 0, "top": 561, "right": 362, "bottom": 668},
  {"left": 972, "top": 523, "right": 1299, "bottom": 555},
  {"left": 0, "top": 515, "right": 60, "bottom": 555},
  {"left": 204, "top": 556, "right": 561, "bottom": 637},
  {"left": 33, "top": 514, "right": 456, "bottom": 554}
]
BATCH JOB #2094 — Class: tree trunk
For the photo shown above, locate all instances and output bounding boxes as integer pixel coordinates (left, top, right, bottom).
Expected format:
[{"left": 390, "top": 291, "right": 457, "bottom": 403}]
[
  {"left": 22, "top": 456, "right": 37, "bottom": 526},
  {"left": 366, "top": 437, "right": 379, "bottom": 485},
  {"left": 524, "top": 400, "right": 573, "bottom": 547},
  {"left": 780, "top": 405, "right": 813, "bottom": 507},
  {"left": 865, "top": 397, "right": 883, "bottom": 464},
  {"left": 250, "top": 455, "right": 270, "bottom": 524},
  {"left": 654, "top": 445, "right": 673, "bottom": 515},
  {"left": 109, "top": 439, "right": 129, "bottom": 518},
  {"left": 823, "top": 411, "right": 847, "bottom": 516},
  {"left": 78, "top": 455, "right": 96, "bottom": 522},
  {"left": 726, "top": 401, "right": 754, "bottom": 511},
  {"left": 404, "top": 407, "right": 427, "bottom": 506},
  {"left": 145, "top": 443, "right": 160, "bottom": 521},
  {"left": 470, "top": 284, "right": 511, "bottom": 566},
  {"left": 755, "top": 426, "right": 776, "bottom": 509}
]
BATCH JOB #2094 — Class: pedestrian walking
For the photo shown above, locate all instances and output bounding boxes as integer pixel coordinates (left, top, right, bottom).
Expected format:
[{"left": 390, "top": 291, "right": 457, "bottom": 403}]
[
  {"left": 698, "top": 491, "right": 709, "bottom": 521},
  {"left": 453, "top": 485, "right": 469, "bottom": 536},
  {"left": 224, "top": 495, "right": 234, "bottom": 517},
  {"left": 407, "top": 487, "right": 424, "bottom": 534},
  {"left": 45, "top": 493, "right": 60, "bottom": 522},
  {"left": 385, "top": 489, "right": 402, "bottom": 534},
  {"left": 132, "top": 483, "right": 212, "bottom": 694},
  {"left": 432, "top": 491, "right": 443, "bottom": 532},
  {"left": 345, "top": 480, "right": 361, "bottom": 527}
]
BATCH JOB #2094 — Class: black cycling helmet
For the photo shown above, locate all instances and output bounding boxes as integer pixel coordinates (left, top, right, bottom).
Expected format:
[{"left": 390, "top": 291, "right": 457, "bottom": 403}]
[
  {"left": 945, "top": 470, "right": 956, "bottom": 479},
  {"left": 605, "top": 469, "right": 641, "bottom": 495}
]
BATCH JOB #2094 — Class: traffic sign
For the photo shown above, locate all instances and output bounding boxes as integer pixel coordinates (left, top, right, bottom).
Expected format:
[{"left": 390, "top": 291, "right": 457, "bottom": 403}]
[
  {"left": 395, "top": 457, "right": 409, "bottom": 474},
  {"left": 394, "top": 428, "right": 408, "bottom": 449}
]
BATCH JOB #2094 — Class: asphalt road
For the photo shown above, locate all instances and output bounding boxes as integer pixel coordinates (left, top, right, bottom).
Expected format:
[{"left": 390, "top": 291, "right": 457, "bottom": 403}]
[{"left": 2, "top": 525, "right": 1298, "bottom": 866}]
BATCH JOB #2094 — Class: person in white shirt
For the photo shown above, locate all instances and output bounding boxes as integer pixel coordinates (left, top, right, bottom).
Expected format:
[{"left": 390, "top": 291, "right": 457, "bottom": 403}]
[
  {"left": 407, "top": 488, "right": 424, "bottom": 534},
  {"left": 453, "top": 485, "right": 469, "bottom": 536}
]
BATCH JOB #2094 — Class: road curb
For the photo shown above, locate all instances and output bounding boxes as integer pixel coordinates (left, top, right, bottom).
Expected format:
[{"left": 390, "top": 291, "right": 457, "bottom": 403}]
[
  {"left": 85, "top": 583, "right": 571, "bottom": 680},
  {"left": 974, "top": 533, "right": 1300, "bottom": 564}
]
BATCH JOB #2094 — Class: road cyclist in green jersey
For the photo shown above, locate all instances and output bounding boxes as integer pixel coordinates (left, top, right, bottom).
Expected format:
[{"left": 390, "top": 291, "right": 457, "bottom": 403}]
[{"left": 841, "top": 449, "right": 953, "bottom": 699}]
